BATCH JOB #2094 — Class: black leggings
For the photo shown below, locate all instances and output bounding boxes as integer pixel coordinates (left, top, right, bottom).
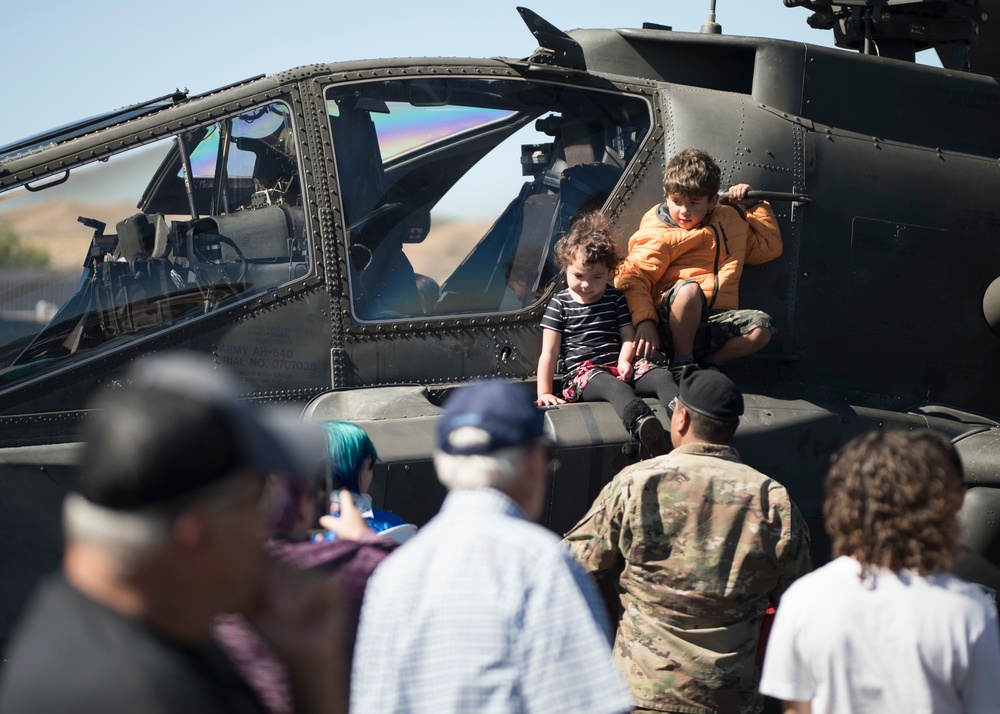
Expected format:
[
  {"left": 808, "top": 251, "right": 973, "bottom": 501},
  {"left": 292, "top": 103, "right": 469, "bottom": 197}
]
[{"left": 580, "top": 368, "right": 678, "bottom": 422}]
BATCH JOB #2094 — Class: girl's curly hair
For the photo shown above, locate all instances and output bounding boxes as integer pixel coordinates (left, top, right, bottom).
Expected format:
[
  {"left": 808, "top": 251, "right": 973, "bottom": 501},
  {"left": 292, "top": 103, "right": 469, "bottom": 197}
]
[
  {"left": 823, "top": 428, "right": 964, "bottom": 576},
  {"left": 553, "top": 211, "right": 621, "bottom": 273}
]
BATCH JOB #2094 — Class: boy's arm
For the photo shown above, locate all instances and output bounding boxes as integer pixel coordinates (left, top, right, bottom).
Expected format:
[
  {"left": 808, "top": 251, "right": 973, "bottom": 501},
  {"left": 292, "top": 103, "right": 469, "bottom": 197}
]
[
  {"left": 617, "top": 324, "right": 636, "bottom": 382},
  {"left": 615, "top": 228, "right": 674, "bottom": 327},
  {"left": 781, "top": 702, "right": 812, "bottom": 714},
  {"left": 633, "top": 320, "right": 660, "bottom": 359},
  {"left": 726, "top": 184, "right": 782, "bottom": 264},
  {"left": 536, "top": 328, "right": 565, "bottom": 405},
  {"left": 744, "top": 202, "right": 782, "bottom": 264}
]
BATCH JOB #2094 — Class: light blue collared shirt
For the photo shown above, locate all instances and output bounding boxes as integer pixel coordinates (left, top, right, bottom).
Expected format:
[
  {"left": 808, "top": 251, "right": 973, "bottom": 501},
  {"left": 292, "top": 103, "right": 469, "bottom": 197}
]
[{"left": 351, "top": 488, "right": 633, "bottom": 714}]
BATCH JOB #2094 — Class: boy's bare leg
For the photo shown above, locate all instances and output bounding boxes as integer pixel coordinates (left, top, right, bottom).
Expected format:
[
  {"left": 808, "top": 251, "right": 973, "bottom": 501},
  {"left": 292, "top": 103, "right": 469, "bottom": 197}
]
[
  {"left": 668, "top": 282, "right": 704, "bottom": 357},
  {"left": 711, "top": 326, "right": 772, "bottom": 364}
]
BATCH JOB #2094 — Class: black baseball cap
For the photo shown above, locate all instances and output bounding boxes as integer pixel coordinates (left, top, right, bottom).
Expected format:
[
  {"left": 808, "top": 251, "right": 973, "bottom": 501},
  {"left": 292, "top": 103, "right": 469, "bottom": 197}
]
[
  {"left": 77, "top": 352, "right": 299, "bottom": 510},
  {"left": 678, "top": 368, "right": 744, "bottom": 423}
]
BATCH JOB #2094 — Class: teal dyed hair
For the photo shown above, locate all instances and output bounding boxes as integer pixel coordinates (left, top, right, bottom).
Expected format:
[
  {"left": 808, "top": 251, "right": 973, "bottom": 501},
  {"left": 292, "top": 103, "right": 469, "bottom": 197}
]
[{"left": 320, "top": 421, "right": 378, "bottom": 494}]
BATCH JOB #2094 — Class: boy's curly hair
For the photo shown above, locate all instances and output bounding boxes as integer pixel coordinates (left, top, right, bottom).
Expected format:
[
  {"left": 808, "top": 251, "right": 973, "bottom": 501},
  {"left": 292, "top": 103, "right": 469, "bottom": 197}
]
[
  {"left": 553, "top": 211, "right": 621, "bottom": 273},
  {"left": 663, "top": 148, "right": 721, "bottom": 199},
  {"left": 823, "top": 428, "right": 965, "bottom": 576}
]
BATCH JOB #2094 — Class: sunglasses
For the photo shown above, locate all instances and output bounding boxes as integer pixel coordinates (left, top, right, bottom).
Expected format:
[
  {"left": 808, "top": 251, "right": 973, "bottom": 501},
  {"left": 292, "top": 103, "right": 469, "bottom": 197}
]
[
  {"left": 542, "top": 439, "right": 560, "bottom": 472},
  {"left": 666, "top": 397, "right": 679, "bottom": 419}
]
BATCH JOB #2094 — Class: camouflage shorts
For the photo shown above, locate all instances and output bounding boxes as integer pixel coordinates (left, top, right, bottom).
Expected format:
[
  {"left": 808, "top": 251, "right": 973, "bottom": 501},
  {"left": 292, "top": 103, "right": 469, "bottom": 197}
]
[{"left": 658, "top": 280, "right": 777, "bottom": 357}]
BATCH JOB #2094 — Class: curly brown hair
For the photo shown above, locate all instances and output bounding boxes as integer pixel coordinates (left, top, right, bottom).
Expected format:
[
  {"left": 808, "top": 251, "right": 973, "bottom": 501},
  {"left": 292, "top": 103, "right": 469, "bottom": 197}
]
[
  {"left": 663, "top": 148, "right": 722, "bottom": 200},
  {"left": 823, "top": 429, "right": 965, "bottom": 576},
  {"left": 553, "top": 211, "right": 621, "bottom": 273}
]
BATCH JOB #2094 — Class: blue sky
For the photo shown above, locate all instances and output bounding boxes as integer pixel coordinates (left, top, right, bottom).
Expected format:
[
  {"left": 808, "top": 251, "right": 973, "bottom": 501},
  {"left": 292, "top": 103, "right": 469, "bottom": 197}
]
[{"left": 2, "top": 0, "right": 938, "bottom": 149}]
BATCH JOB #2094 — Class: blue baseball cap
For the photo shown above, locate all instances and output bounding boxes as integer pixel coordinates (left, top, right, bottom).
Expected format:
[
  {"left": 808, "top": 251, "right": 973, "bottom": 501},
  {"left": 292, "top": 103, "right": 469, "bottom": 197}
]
[{"left": 437, "top": 381, "right": 545, "bottom": 455}]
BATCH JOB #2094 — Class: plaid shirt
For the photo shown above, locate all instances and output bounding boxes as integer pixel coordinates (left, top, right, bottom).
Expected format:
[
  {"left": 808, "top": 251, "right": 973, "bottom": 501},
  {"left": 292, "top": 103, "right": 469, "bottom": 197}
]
[{"left": 352, "top": 488, "right": 633, "bottom": 714}]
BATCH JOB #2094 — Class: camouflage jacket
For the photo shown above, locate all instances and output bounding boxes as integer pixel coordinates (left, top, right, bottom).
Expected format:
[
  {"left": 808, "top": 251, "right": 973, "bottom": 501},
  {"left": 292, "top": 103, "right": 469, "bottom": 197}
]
[{"left": 564, "top": 443, "right": 811, "bottom": 714}]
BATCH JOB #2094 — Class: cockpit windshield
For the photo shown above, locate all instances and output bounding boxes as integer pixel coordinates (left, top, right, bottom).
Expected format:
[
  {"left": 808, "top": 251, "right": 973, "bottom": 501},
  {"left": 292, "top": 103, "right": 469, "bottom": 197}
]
[
  {"left": 0, "top": 98, "right": 309, "bottom": 387},
  {"left": 324, "top": 77, "right": 652, "bottom": 320}
]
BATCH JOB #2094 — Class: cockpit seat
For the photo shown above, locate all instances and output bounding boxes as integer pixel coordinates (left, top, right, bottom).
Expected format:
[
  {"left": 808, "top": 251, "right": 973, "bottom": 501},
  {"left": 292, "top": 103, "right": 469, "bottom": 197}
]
[
  {"left": 330, "top": 102, "right": 421, "bottom": 319},
  {"left": 436, "top": 160, "right": 619, "bottom": 314},
  {"left": 114, "top": 213, "right": 170, "bottom": 261}
]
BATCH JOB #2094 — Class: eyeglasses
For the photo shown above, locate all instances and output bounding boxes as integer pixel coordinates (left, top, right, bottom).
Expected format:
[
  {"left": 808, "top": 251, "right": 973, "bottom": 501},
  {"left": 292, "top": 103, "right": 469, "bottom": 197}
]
[
  {"left": 666, "top": 397, "right": 678, "bottom": 419},
  {"left": 542, "top": 439, "right": 560, "bottom": 472}
]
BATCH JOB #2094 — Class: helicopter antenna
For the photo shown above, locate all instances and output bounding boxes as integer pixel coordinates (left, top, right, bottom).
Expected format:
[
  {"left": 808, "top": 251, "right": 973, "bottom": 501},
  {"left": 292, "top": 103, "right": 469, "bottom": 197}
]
[
  {"left": 701, "top": 0, "right": 722, "bottom": 34},
  {"left": 516, "top": 7, "right": 587, "bottom": 70}
]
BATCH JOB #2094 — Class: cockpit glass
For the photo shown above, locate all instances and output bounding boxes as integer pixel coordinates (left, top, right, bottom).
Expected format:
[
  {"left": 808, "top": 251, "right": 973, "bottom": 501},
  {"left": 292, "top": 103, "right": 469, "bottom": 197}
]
[
  {"left": 188, "top": 126, "right": 255, "bottom": 179},
  {"left": 0, "top": 98, "right": 310, "bottom": 389},
  {"left": 324, "top": 77, "right": 652, "bottom": 321},
  {"left": 330, "top": 102, "right": 518, "bottom": 161},
  {"left": 187, "top": 105, "right": 292, "bottom": 179}
]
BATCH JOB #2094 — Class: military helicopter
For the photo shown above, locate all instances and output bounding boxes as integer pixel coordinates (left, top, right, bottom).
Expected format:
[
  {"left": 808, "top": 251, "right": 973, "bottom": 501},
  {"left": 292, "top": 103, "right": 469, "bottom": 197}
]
[{"left": 1, "top": 0, "right": 1000, "bottom": 647}]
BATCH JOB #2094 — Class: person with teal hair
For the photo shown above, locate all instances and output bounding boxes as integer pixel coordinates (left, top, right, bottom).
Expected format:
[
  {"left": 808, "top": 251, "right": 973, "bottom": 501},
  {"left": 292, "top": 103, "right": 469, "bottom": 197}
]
[{"left": 320, "top": 421, "right": 416, "bottom": 543}]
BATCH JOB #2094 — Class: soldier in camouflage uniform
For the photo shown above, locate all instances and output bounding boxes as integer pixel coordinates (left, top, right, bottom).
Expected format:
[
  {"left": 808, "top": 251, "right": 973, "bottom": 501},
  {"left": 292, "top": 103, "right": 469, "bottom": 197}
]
[{"left": 564, "top": 368, "right": 811, "bottom": 714}]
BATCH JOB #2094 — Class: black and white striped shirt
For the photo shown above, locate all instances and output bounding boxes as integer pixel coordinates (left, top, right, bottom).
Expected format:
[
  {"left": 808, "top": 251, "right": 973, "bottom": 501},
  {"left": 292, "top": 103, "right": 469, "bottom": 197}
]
[{"left": 541, "top": 287, "right": 631, "bottom": 371}]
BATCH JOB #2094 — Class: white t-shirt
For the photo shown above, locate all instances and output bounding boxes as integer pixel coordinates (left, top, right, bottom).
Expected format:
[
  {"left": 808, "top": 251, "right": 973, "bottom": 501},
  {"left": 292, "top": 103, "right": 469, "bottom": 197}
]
[{"left": 759, "top": 555, "right": 1000, "bottom": 714}]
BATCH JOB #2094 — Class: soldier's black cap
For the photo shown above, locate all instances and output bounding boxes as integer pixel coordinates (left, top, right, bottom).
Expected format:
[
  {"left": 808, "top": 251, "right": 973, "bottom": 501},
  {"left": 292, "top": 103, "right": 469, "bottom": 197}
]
[
  {"left": 77, "top": 352, "right": 299, "bottom": 510},
  {"left": 678, "top": 367, "right": 744, "bottom": 423}
]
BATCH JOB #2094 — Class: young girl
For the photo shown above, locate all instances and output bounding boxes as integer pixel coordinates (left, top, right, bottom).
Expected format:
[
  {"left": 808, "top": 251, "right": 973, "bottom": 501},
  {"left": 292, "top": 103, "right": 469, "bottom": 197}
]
[
  {"left": 319, "top": 421, "right": 416, "bottom": 543},
  {"left": 536, "top": 212, "right": 677, "bottom": 456}
]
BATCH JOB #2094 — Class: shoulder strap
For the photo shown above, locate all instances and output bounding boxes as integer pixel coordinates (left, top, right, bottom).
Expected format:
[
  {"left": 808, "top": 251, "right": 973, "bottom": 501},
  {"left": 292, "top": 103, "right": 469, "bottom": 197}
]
[{"left": 704, "top": 218, "right": 731, "bottom": 311}]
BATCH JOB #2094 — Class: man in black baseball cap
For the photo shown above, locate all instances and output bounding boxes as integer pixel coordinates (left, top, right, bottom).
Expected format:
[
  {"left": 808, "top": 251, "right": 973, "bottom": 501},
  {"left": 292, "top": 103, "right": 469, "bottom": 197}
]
[
  {"left": 0, "top": 352, "right": 354, "bottom": 714},
  {"left": 667, "top": 365, "right": 744, "bottom": 449},
  {"left": 351, "top": 380, "right": 634, "bottom": 714},
  {"left": 565, "top": 367, "right": 811, "bottom": 714}
]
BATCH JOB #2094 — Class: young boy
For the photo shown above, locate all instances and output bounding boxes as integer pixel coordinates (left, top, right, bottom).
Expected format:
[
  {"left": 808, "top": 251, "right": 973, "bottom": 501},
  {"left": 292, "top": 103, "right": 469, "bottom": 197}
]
[
  {"left": 536, "top": 211, "right": 677, "bottom": 456},
  {"left": 616, "top": 148, "right": 783, "bottom": 374}
]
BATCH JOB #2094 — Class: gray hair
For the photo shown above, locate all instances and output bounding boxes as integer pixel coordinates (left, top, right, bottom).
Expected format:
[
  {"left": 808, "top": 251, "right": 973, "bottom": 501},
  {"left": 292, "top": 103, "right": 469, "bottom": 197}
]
[
  {"left": 433, "top": 444, "right": 531, "bottom": 493},
  {"left": 63, "top": 493, "right": 174, "bottom": 566},
  {"left": 64, "top": 469, "right": 262, "bottom": 567}
]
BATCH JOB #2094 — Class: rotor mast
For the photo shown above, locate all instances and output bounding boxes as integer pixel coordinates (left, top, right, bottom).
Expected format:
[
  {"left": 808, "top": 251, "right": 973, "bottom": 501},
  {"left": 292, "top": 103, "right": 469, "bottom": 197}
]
[{"left": 784, "top": 0, "right": 989, "bottom": 70}]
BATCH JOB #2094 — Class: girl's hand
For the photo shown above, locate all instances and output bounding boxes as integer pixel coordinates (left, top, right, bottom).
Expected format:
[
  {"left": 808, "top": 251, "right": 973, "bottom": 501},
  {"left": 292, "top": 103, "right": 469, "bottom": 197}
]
[
  {"left": 536, "top": 393, "right": 565, "bottom": 406},
  {"left": 617, "top": 360, "right": 634, "bottom": 382}
]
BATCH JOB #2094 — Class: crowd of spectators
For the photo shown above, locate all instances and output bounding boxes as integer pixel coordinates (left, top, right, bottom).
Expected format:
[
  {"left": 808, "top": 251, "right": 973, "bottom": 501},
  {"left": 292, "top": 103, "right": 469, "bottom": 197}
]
[{"left": 0, "top": 351, "right": 996, "bottom": 714}]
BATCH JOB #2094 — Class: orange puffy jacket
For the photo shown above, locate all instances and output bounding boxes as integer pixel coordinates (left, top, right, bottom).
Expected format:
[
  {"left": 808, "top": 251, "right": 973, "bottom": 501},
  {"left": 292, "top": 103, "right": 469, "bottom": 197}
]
[{"left": 615, "top": 202, "right": 782, "bottom": 326}]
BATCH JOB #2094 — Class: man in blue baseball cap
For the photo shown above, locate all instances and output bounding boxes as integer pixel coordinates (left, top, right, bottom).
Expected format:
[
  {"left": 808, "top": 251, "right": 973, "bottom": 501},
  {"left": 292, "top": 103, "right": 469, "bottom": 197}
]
[{"left": 352, "top": 380, "right": 633, "bottom": 714}]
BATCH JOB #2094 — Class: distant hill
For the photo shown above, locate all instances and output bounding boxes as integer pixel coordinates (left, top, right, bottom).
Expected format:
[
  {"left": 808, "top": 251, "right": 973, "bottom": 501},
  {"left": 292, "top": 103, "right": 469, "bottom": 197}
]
[
  {"left": 0, "top": 199, "right": 493, "bottom": 280},
  {"left": 0, "top": 201, "right": 136, "bottom": 272}
]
